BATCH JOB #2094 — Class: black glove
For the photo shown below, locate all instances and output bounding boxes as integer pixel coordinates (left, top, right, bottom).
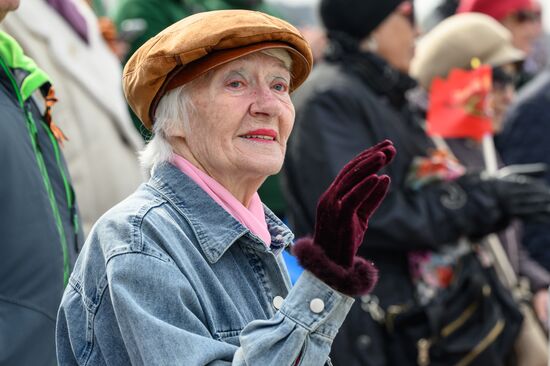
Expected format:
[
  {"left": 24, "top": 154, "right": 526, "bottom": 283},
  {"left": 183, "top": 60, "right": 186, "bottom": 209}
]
[
  {"left": 454, "top": 173, "right": 550, "bottom": 239},
  {"left": 490, "top": 174, "right": 550, "bottom": 222}
]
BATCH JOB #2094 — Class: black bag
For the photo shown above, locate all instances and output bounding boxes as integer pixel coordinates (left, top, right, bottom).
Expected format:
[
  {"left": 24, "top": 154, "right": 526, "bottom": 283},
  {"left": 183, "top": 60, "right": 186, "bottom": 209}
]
[{"left": 384, "top": 252, "right": 523, "bottom": 366}]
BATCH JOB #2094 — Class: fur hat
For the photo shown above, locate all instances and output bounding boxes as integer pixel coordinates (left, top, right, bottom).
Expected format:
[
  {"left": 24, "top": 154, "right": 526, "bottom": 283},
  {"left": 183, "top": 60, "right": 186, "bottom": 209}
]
[{"left": 123, "top": 9, "right": 313, "bottom": 129}]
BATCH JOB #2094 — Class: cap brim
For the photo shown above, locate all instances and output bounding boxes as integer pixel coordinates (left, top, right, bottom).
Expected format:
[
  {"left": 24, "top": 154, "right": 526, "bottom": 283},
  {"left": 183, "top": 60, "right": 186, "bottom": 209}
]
[{"left": 486, "top": 44, "right": 525, "bottom": 68}]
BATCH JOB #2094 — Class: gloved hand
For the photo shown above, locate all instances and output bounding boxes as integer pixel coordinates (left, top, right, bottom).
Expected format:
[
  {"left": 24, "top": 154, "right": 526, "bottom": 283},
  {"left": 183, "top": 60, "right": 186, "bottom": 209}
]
[
  {"left": 490, "top": 174, "right": 550, "bottom": 223},
  {"left": 293, "top": 140, "right": 395, "bottom": 296},
  {"left": 454, "top": 172, "right": 550, "bottom": 239}
]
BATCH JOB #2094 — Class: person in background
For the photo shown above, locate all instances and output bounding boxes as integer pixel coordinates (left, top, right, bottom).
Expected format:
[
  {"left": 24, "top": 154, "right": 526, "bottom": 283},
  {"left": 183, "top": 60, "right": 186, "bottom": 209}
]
[
  {"left": 497, "top": 67, "right": 550, "bottom": 275},
  {"left": 457, "top": 0, "right": 544, "bottom": 85},
  {"left": 410, "top": 12, "right": 550, "bottom": 326},
  {"left": 283, "top": 0, "right": 550, "bottom": 364},
  {"left": 0, "top": 0, "right": 145, "bottom": 236},
  {"left": 82, "top": 0, "right": 128, "bottom": 59},
  {"left": 56, "top": 9, "right": 395, "bottom": 365},
  {"left": 0, "top": 0, "right": 83, "bottom": 364}
]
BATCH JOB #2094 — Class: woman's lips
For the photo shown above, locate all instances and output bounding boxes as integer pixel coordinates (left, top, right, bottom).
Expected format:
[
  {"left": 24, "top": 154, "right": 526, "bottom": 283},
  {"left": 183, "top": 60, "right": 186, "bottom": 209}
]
[{"left": 240, "top": 128, "right": 277, "bottom": 141}]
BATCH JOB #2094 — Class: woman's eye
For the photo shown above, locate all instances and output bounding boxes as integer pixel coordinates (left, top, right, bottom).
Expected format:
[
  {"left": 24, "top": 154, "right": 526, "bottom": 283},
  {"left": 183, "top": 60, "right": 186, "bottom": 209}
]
[
  {"left": 273, "top": 82, "right": 289, "bottom": 92},
  {"left": 228, "top": 80, "right": 243, "bottom": 88}
]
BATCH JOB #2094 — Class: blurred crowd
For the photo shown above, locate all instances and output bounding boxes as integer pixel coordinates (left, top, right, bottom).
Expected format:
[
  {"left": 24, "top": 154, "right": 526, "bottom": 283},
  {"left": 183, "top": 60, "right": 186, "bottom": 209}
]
[{"left": 3, "top": 0, "right": 550, "bottom": 365}]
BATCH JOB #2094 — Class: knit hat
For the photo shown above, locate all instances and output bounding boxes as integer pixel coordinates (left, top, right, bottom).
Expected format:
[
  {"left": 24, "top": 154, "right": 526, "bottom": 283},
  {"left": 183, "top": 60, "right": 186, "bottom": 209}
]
[
  {"left": 457, "top": 0, "right": 538, "bottom": 21},
  {"left": 123, "top": 9, "right": 313, "bottom": 129},
  {"left": 410, "top": 13, "right": 525, "bottom": 89},
  {"left": 319, "top": 0, "right": 404, "bottom": 41}
]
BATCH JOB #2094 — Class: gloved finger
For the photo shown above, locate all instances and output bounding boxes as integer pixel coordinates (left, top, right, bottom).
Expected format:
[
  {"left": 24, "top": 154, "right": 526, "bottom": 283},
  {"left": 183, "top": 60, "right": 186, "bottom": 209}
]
[
  {"left": 334, "top": 152, "right": 387, "bottom": 195},
  {"left": 351, "top": 140, "right": 395, "bottom": 167},
  {"left": 340, "top": 174, "right": 381, "bottom": 214},
  {"left": 340, "top": 175, "right": 390, "bottom": 222},
  {"left": 356, "top": 175, "right": 390, "bottom": 221},
  {"left": 332, "top": 141, "right": 396, "bottom": 187}
]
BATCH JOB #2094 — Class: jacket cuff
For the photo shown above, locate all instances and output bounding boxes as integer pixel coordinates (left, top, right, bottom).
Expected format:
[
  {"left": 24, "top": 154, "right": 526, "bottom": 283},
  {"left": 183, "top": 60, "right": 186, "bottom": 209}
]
[{"left": 280, "top": 270, "right": 355, "bottom": 340}]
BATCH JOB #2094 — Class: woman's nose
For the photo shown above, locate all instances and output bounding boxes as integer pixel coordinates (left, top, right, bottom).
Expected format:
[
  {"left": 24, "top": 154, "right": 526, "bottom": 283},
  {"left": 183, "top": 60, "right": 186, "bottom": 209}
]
[{"left": 249, "top": 86, "right": 280, "bottom": 117}]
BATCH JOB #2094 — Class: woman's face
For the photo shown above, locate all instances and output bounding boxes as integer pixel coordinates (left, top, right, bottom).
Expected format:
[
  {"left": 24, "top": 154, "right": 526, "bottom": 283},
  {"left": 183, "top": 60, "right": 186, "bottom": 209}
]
[
  {"left": 500, "top": 8, "right": 542, "bottom": 55},
  {"left": 177, "top": 52, "right": 295, "bottom": 189},
  {"left": 371, "top": 1, "right": 417, "bottom": 73}
]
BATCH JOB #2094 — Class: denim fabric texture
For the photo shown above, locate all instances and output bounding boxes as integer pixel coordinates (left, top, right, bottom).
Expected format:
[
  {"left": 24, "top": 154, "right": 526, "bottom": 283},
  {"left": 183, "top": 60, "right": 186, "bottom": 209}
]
[{"left": 56, "top": 162, "right": 353, "bottom": 365}]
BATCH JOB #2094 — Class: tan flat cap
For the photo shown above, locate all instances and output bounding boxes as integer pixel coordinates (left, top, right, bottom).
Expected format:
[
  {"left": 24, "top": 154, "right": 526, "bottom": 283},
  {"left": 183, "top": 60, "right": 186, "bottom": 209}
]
[
  {"left": 411, "top": 13, "right": 525, "bottom": 89},
  {"left": 123, "top": 9, "right": 313, "bottom": 129}
]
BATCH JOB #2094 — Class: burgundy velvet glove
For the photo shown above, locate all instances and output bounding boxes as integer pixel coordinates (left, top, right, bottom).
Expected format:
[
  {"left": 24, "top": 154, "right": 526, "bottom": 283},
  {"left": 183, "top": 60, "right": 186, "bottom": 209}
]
[{"left": 292, "top": 140, "right": 395, "bottom": 296}]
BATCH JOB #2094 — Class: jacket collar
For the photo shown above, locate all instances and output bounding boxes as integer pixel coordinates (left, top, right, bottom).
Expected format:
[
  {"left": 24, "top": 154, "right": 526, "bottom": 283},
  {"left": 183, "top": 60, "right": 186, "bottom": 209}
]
[
  {"left": 325, "top": 39, "right": 417, "bottom": 109},
  {"left": 148, "top": 163, "right": 294, "bottom": 263},
  {"left": 0, "top": 31, "right": 50, "bottom": 102}
]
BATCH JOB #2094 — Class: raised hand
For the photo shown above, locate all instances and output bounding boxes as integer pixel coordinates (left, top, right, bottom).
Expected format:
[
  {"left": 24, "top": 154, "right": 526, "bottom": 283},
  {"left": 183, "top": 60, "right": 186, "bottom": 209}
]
[{"left": 293, "top": 140, "right": 396, "bottom": 295}]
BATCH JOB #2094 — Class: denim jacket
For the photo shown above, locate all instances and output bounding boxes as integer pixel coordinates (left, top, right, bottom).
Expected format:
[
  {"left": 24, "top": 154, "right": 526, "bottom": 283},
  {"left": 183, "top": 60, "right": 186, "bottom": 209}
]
[{"left": 56, "top": 162, "right": 354, "bottom": 365}]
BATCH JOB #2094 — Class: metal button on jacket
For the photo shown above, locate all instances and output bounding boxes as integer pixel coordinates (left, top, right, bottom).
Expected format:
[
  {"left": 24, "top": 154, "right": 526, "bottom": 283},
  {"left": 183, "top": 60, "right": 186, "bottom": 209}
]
[
  {"left": 309, "top": 298, "right": 325, "bottom": 313},
  {"left": 273, "top": 296, "right": 284, "bottom": 310}
]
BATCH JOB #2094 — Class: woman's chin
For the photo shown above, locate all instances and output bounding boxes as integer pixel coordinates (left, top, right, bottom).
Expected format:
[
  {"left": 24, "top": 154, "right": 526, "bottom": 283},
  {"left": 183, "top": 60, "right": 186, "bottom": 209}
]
[{"left": 238, "top": 160, "right": 283, "bottom": 180}]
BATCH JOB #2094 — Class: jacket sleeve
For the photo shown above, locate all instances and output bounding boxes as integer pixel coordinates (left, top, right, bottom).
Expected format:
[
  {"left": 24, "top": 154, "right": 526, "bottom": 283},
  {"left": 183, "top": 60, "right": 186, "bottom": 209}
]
[
  {"left": 285, "top": 90, "right": 500, "bottom": 252},
  {"left": 497, "top": 99, "right": 550, "bottom": 271},
  {"left": 105, "top": 252, "right": 352, "bottom": 366}
]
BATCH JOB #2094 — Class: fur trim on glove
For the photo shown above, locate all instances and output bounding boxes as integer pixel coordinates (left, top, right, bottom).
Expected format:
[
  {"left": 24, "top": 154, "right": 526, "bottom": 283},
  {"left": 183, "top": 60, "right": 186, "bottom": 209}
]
[{"left": 292, "top": 237, "right": 378, "bottom": 296}]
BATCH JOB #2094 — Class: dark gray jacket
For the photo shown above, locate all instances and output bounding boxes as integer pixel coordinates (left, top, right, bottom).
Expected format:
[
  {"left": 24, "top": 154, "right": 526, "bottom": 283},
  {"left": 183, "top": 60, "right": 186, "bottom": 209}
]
[
  {"left": 0, "top": 31, "right": 82, "bottom": 366},
  {"left": 447, "top": 138, "right": 550, "bottom": 292},
  {"left": 497, "top": 70, "right": 550, "bottom": 272}
]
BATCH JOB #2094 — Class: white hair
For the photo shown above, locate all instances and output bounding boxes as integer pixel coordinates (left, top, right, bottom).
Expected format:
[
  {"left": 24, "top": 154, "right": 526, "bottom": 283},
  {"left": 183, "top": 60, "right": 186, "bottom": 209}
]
[
  {"left": 139, "top": 83, "right": 196, "bottom": 172},
  {"left": 139, "top": 48, "right": 293, "bottom": 173}
]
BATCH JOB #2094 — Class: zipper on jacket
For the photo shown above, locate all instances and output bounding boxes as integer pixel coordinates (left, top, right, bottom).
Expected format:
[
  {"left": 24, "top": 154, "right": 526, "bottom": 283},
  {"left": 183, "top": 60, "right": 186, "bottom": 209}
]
[
  {"left": 0, "top": 57, "right": 70, "bottom": 286},
  {"left": 41, "top": 119, "right": 80, "bottom": 253}
]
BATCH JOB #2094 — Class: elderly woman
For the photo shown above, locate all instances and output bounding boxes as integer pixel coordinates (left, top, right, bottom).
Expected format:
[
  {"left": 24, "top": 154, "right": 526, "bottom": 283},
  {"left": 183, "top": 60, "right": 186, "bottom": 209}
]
[{"left": 55, "top": 10, "right": 395, "bottom": 366}]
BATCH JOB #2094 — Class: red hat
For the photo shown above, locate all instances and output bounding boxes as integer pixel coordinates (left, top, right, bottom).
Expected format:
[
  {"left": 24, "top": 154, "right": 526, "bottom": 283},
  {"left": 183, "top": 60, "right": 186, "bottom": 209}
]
[{"left": 457, "top": 0, "right": 538, "bottom": 21}]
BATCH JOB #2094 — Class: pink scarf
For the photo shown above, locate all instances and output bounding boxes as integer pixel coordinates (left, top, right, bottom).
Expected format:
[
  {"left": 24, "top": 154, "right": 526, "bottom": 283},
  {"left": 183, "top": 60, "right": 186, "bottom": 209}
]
[{"left": 171, "top": 154, "right": 271, "bottom": 247}]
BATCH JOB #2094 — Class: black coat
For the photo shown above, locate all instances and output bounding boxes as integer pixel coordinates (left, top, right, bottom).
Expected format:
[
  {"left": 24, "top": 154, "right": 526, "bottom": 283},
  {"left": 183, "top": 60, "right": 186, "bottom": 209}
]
[
  {"left": 283, "top": 51, "right": 517, "bottom": 366},
  {"left": 497, "top": 70, "right": 550, "bottom": 272}
]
